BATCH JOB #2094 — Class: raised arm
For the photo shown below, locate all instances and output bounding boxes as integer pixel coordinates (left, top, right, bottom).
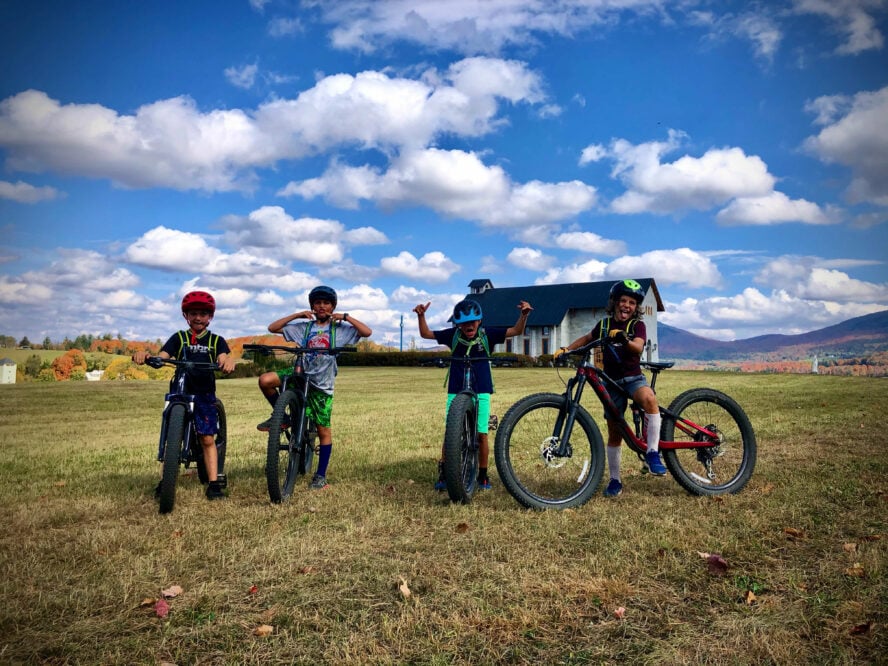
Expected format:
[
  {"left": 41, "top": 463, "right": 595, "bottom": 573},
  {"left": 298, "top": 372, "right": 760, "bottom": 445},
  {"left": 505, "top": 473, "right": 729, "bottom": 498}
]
[
  {"left": 335, "top": 311, "right": 372, "bottom": 338},
  {"left": 413, "top": 302, "right": 436, "bottom": 340},
  {"left": 267, "top": 310, "right": 313, "bottom": 334},
  {"left": 505, "top": 300, "right": 533, "bottom": 337}
]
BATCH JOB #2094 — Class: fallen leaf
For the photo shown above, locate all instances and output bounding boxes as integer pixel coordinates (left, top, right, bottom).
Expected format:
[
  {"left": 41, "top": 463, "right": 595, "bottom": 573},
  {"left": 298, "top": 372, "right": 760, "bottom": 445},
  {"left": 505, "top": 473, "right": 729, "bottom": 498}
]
[
  {"left": 407, "top": 479, "right": 415, "bottom": 485},
  {"left": 859, "top": 423, "right": 864, "bottom": 429},
  {"left": 862, "top": 534, "right": 882, "bottom": 542},
  {"left": 161, "top": 585, "right": 183, "bottom": 598},
  {"left": 385, "top": 485, "right": 396, "bottom": 494},
  {"left": 843, "top": 543, "right": 858, "bottom": 554},
  {"left": 298, "top": 566, "right": 314, "bottom": 574},
  {"left": 248, "top": 585, "right": 258, "bottom": 595},
  {"left": 53, "top": 481, "right": 66, "bottom": 487},
  {"left": 253, "top": 624, "right": 274, "bottom": 637},
  {"left": 613, "top": 606, "right": 626, "bottom": 619},
  {"left": 783, "top": 527, "right": 806, "bottom": 540},
  {"left": 744, "top": 590, "right": 757, "bottom": 605},
  {"left": 761, "top": 483, "right": 775, "bottom": 494},
  {"left": 154, "top": 598, "right": 170, "bottom": 618},
  {"left": 399, "top": 577, "right": 411, "bottom": 599},
  {"left": 850, "top": 621, "right": 872, "bottom": 636},
  {"left": 844, "top": 563, "right": 865, "bottom": 578},
  {"left": 706, "top": 553, "right": 729, "bottom": 576},
  {"left": 455, "top": 522, "right": 470, "bottom": 533}
]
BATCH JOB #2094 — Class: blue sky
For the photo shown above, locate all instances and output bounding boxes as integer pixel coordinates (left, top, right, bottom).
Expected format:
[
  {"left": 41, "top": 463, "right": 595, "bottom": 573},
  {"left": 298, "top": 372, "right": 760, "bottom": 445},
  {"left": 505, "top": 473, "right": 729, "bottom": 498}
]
[{"left": 1, "top": 0, "right": 887, "bottom": 348}]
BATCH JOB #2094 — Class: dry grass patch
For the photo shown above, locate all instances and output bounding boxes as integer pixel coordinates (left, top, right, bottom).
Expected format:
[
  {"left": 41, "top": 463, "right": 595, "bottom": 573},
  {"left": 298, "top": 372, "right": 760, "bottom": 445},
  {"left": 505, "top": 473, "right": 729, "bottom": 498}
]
[{"left": 0, "top": 369, "right": 885, "bottom": 664}]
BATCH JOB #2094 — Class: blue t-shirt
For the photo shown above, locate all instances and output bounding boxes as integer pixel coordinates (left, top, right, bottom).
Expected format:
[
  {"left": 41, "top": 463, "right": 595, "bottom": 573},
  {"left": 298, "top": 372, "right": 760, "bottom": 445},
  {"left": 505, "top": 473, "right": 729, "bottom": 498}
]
[{"left": 433, "top": 326, "right": 508, "bottom": 394}]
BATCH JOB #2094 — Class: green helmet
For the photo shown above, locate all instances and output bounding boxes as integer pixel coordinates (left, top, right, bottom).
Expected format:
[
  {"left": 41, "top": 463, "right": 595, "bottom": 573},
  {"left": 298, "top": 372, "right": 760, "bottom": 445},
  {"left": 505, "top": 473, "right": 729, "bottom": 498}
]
[{"left": 609, "top": 279, "right": 644, "bottom": 303}]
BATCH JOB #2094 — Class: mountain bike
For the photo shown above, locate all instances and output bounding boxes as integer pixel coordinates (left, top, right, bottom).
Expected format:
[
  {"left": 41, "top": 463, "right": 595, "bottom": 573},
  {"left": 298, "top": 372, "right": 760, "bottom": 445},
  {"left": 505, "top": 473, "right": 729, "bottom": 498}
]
[
  {"left": 494, "top": 337, "right": 756, "bottom": 510},
  {"left": 145, "top": 356, "right": 227, "bottom": 514},
  {"left": 438, "top": 355, "right": 508, "bottom": 504},
  {"left": 243, "top": 344, "right": 355, "bottom": 504}
]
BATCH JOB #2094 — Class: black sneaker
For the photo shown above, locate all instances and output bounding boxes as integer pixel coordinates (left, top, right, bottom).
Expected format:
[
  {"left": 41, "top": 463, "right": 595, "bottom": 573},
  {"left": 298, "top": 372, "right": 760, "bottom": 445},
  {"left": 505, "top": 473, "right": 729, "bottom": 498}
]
[
  {"left": 309, "top": 474, "right": 329, "bottom": 490},
  {"left": 206, "top": 481, "right": 226, "bottom": 500},
  {"left": 257, "top": 415, "right": 291, "bottom": 431},
  {"left": 434, "top": 461, "right": 446, "bottom": 491}
]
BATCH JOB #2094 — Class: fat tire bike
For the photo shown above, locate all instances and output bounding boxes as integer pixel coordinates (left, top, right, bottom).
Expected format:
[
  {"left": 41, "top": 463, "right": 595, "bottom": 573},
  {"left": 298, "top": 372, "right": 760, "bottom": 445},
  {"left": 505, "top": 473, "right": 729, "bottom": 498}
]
[
  {"left": 438, "top": 355, "right": 510, "bottom": 504},
  {"left": 494, "top": 337, "right": 757, "bottom": 510},
  {"left": 244, "top": 344, "right": 355, "bottom": 504},
  {"left": 146, "top": 356, "right": 227, "bottom": 514}
]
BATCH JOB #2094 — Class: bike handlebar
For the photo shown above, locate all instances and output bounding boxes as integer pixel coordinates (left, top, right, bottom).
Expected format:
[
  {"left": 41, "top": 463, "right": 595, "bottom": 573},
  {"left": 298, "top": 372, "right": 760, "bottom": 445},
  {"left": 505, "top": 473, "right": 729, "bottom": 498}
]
[
  {"left": 243, "top": 343, "right": 357, "bottom": 356},
  {"left": 145, "top": 356, "right": 221, "bottom": 371}
]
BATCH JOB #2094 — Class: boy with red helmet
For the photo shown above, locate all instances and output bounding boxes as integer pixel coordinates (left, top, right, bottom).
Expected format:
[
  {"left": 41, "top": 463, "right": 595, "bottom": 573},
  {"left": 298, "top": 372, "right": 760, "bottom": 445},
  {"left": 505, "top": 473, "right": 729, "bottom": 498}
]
[
  {"left": 256, "top": 286, "right": 372, "bottom": 490},
  {"left": 556, "top": 279, "right": 666, "bottom": 498},
  {"left": 414, "top": 297, "right": 533, "bottom": 491},
  {"left": 133, "top": 290, "right": 235, "bottom": 500}
]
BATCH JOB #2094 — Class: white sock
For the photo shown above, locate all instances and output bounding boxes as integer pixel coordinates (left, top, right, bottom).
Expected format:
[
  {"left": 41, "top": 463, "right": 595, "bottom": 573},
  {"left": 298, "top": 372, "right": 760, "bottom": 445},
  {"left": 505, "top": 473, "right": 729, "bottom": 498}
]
[
  {"left": 645, "top": 413, "right": 661, "bottom": 453},
  {"left": 607, "top": 445, "right": 621, "bottom": 481}
]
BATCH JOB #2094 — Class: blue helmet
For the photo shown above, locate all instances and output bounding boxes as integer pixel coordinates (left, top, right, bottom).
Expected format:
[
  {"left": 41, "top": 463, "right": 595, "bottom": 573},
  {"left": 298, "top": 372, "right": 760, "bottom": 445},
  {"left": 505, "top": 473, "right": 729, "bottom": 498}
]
[
  {"left": 452, "top": 299, "right": 482, "bottom": 324},
  {"left": 308, "top": 285, "right": 337, "bottom": 308}
]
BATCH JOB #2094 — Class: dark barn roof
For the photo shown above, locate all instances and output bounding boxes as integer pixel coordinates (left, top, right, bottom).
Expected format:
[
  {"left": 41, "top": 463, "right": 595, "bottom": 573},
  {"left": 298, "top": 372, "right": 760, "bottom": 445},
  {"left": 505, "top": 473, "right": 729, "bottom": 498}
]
[{"left": 465, "top": 278, "right": 663, "bottom": 327}]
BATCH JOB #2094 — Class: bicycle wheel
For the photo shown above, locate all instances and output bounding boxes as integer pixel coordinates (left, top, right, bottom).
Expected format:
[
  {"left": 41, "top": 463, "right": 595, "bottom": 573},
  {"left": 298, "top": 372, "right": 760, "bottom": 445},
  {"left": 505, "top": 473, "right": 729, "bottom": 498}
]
[
  {"left": 158, "top": 403, "right": 187, "bottom": 514},
  {"left": 494, "top": 393, "right": 604, "bottom": 510},
  {"left": 442, "top": 393, "right": 478, "bottom": 504},
  {"left": 195, "top": 398, "right": 227, "bottom": 484},
  {"left": 266, "top": 390, "right": 302, "bottom": 503},
  {"left": 661, "top": 388, "right": 757, "bottom": 496}
]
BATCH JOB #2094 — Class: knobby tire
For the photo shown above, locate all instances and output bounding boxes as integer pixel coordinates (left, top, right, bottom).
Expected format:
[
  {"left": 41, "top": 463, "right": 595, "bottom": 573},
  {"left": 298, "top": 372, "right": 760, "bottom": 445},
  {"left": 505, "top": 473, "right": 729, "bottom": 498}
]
[
  {"left": 494, "top": 393, "right": 605, "bottom": 510},
  {"left": 661, "top": 388, "right": 756, "bottom": 496},
  {"left": 443, "top": 393, "right": 478, "bottom": 504},
  {"left": 158, "top": 403, "right": 187, "bottom": 514},
  {"left": 266, "top": 390, "right": 303, "bottom": 504}
]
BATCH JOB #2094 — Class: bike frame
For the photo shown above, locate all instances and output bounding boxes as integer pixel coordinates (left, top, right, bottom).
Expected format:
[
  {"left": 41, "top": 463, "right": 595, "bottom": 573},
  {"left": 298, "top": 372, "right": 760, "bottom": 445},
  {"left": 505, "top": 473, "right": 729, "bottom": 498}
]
[
  {"left": 559, "top": 342, "right": 722, "bottom": 456},
  {"left": 155, "top": 362, "right": 201, "bottom": 464}
]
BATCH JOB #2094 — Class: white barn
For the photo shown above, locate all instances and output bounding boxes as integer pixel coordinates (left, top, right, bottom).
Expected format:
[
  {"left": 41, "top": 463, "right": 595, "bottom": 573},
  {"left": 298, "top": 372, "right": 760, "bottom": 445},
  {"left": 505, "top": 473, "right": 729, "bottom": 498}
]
[
  {"left": 0, "top": 358, "right": 16, "bottom": 384},
  {"left": 463, "top": 278, "right": 665, "bottom": 361}
]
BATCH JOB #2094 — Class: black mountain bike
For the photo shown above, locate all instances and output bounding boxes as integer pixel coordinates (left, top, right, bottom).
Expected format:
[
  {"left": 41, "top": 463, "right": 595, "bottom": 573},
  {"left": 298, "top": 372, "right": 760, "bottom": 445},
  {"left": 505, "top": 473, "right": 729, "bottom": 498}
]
[
  {"left": 146, "top": 356, "right": 227, "bottom": 514},
  {"left": 244, "top": 344, "right": 355, "bottom": 503},
  {"left": 438, "top": 355, "right": 508, "bottom": 504},
  {"left": 494, "top": 337, "right": 756, "bottom": 510}
]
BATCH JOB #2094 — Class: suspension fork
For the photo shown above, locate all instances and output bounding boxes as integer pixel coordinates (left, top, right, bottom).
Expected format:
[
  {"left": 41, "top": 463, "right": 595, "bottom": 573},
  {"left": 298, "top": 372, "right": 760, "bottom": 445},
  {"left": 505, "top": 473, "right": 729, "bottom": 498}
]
[{"left": 554, "top": 373, "right": 587, "bottom": 456}]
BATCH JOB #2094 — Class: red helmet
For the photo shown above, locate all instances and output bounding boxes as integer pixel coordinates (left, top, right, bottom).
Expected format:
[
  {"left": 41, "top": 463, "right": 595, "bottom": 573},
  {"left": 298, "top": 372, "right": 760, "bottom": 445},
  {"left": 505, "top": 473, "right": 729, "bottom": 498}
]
[{"left": 181, "top": 290, "right": 216, "bottom": 314}]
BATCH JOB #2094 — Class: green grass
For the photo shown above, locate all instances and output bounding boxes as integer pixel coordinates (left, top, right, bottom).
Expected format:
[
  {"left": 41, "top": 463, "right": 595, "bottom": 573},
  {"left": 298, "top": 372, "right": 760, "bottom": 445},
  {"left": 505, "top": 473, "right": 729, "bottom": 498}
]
[{"left": 0, "top": 368, "right": 885, "bottom": 664}]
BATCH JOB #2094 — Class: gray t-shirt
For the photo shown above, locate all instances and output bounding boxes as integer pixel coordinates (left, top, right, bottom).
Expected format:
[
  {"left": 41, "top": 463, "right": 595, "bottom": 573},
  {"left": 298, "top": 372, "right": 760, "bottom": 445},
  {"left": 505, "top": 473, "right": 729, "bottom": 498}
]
[{"left": 280, "top": 319, "right": 362, "bottom": 394}]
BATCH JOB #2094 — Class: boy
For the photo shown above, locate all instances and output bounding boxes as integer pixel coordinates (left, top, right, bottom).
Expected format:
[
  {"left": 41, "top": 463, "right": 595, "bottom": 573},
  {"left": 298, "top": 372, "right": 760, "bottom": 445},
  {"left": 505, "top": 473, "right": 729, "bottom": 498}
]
[
  {"left": 256, "top": 285, "right": 372, "bottom": 490},
  {"left": 132, "top": 290, "right": 235, "bottom": 500},
  {"left": 414, "top": 297, "right": 532, "bottom": 490},
  {"left": 556, "top": 279, "right": 666, "bottom": 497}
]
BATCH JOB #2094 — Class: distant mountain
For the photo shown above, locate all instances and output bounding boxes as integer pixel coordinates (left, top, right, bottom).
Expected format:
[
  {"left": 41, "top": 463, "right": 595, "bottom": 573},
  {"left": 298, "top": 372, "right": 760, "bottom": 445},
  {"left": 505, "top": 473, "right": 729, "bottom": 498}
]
[{"left": 659, "top": 309, "right": 888, "bottom": 360}]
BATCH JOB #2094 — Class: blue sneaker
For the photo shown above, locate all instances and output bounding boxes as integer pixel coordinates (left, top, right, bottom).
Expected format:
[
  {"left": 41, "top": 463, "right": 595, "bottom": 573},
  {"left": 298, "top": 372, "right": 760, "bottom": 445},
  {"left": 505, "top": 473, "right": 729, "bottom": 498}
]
[
  {"left": 644, "top": 450, "right": 667, "bottom": 476},
  {"left": 434, "top": 462, "right": 446, "bottom": 491},
  {"left": 603, "top": 479, "right": 623, "bottom": 497},
  {"left": 477, "top": 477, "right": 492, "bottom": 491}
]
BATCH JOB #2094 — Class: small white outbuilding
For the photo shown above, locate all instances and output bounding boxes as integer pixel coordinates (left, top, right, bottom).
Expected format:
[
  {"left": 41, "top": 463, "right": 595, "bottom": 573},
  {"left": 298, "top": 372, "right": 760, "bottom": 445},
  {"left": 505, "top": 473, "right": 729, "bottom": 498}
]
[{"left": 0, "top": 358, "right": 16, "bottom": 384}]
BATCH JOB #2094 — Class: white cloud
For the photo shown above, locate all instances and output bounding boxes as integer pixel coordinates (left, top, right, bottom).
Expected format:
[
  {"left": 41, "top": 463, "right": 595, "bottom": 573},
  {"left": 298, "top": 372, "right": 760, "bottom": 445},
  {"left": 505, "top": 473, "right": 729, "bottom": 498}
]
[
  {"left": 755, "top": 255, "right": 888, "bottom": 303},
  {"left": 579, "top": 144, "right": 607, "bottom": 165},
  {"left": 283, "top": 147, "right": 597, "bottom": 227},
  {"left": 716, "top": 191, "right": 840, "bottom": 225},
  {"left": 536, "top": 258, "right": 608, "bottom": 285},
  {"left": 268, "top": 17, "right": 302, "bottom": 37},
  {"left": 0, "top": 275, "right": 53, "bottom": 304},
  {"left": 605, "top": 131, "right": 776, "bottom": 214},
  {"left": 554, "top": 230, "right": 627, "bottom": 255},
  {"left": 0, "top": 179, "right": 61, "bottom": 203},
  {"left": 0, "top": 58, "right": 549, "bottom": 193},
  {"left": 607, "top": 248, "right": 724, "bottom": 288},
  {"left": 507, "top": 247, "right": 555, "bottom": 271},
  {"left": 792, "top": 0, "right": 885, "bottom": 54},
  {"left": 803, "top": 86, "right": 888, "bottom": 206},
  {"left": 225, "top": 63, "right": 259, "bottom": 89},
  {"left": 380, "top": 250, "right": 460, "bottom": 283},
  {"left": 319, "top": 0, "right": 679, "bottom": 55}
]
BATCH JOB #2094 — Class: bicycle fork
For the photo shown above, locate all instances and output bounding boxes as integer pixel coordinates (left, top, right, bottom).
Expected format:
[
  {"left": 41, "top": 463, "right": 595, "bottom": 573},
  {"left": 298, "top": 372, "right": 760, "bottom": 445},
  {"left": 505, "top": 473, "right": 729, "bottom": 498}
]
[{"left": 549, "top": 374, "right": 587, "bottom": 459}]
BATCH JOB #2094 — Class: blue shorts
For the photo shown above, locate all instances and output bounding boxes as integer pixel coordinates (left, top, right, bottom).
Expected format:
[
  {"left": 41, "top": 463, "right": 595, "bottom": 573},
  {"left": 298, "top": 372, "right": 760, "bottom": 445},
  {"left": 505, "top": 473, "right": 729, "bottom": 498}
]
[
  {"left": 605, "top": 374, "right": 648, "bottom": 420},
  {"left": 446, "top": 393, "right": 491, "bottom": 434},
  {"left": 192, "top": 394, "right": 220, "bottom": 436}
]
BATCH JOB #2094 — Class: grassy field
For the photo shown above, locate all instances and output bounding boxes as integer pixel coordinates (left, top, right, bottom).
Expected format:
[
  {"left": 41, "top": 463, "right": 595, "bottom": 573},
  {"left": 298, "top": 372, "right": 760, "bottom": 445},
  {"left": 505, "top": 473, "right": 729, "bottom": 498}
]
[{"left": 0, "top": 368, "right": 885, "bottom": 664}]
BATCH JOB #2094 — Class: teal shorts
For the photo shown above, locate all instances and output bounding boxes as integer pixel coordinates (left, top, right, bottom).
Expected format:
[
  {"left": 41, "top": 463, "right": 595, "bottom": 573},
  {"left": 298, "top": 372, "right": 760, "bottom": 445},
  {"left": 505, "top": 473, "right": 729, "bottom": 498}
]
[{"left": 446, "top": 393, "right": 491, "bottom": 434}]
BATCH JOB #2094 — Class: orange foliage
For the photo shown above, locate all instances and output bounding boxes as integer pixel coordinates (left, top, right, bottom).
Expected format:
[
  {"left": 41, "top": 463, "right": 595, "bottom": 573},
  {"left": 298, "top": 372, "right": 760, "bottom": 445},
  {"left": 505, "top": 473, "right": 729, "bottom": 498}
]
[{"left": 51, "top": 349, "right": 87, "bottom": 380}]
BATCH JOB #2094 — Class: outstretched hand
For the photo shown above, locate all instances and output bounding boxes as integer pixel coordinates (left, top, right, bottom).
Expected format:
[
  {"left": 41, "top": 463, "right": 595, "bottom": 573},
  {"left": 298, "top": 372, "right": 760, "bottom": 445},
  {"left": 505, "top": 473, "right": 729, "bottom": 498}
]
[
  {"left": 517, "top": 300, "right": 533, "bottom": 316},
  {"left": 413, "top": 302, "right": 431, "bottom": 316}
]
